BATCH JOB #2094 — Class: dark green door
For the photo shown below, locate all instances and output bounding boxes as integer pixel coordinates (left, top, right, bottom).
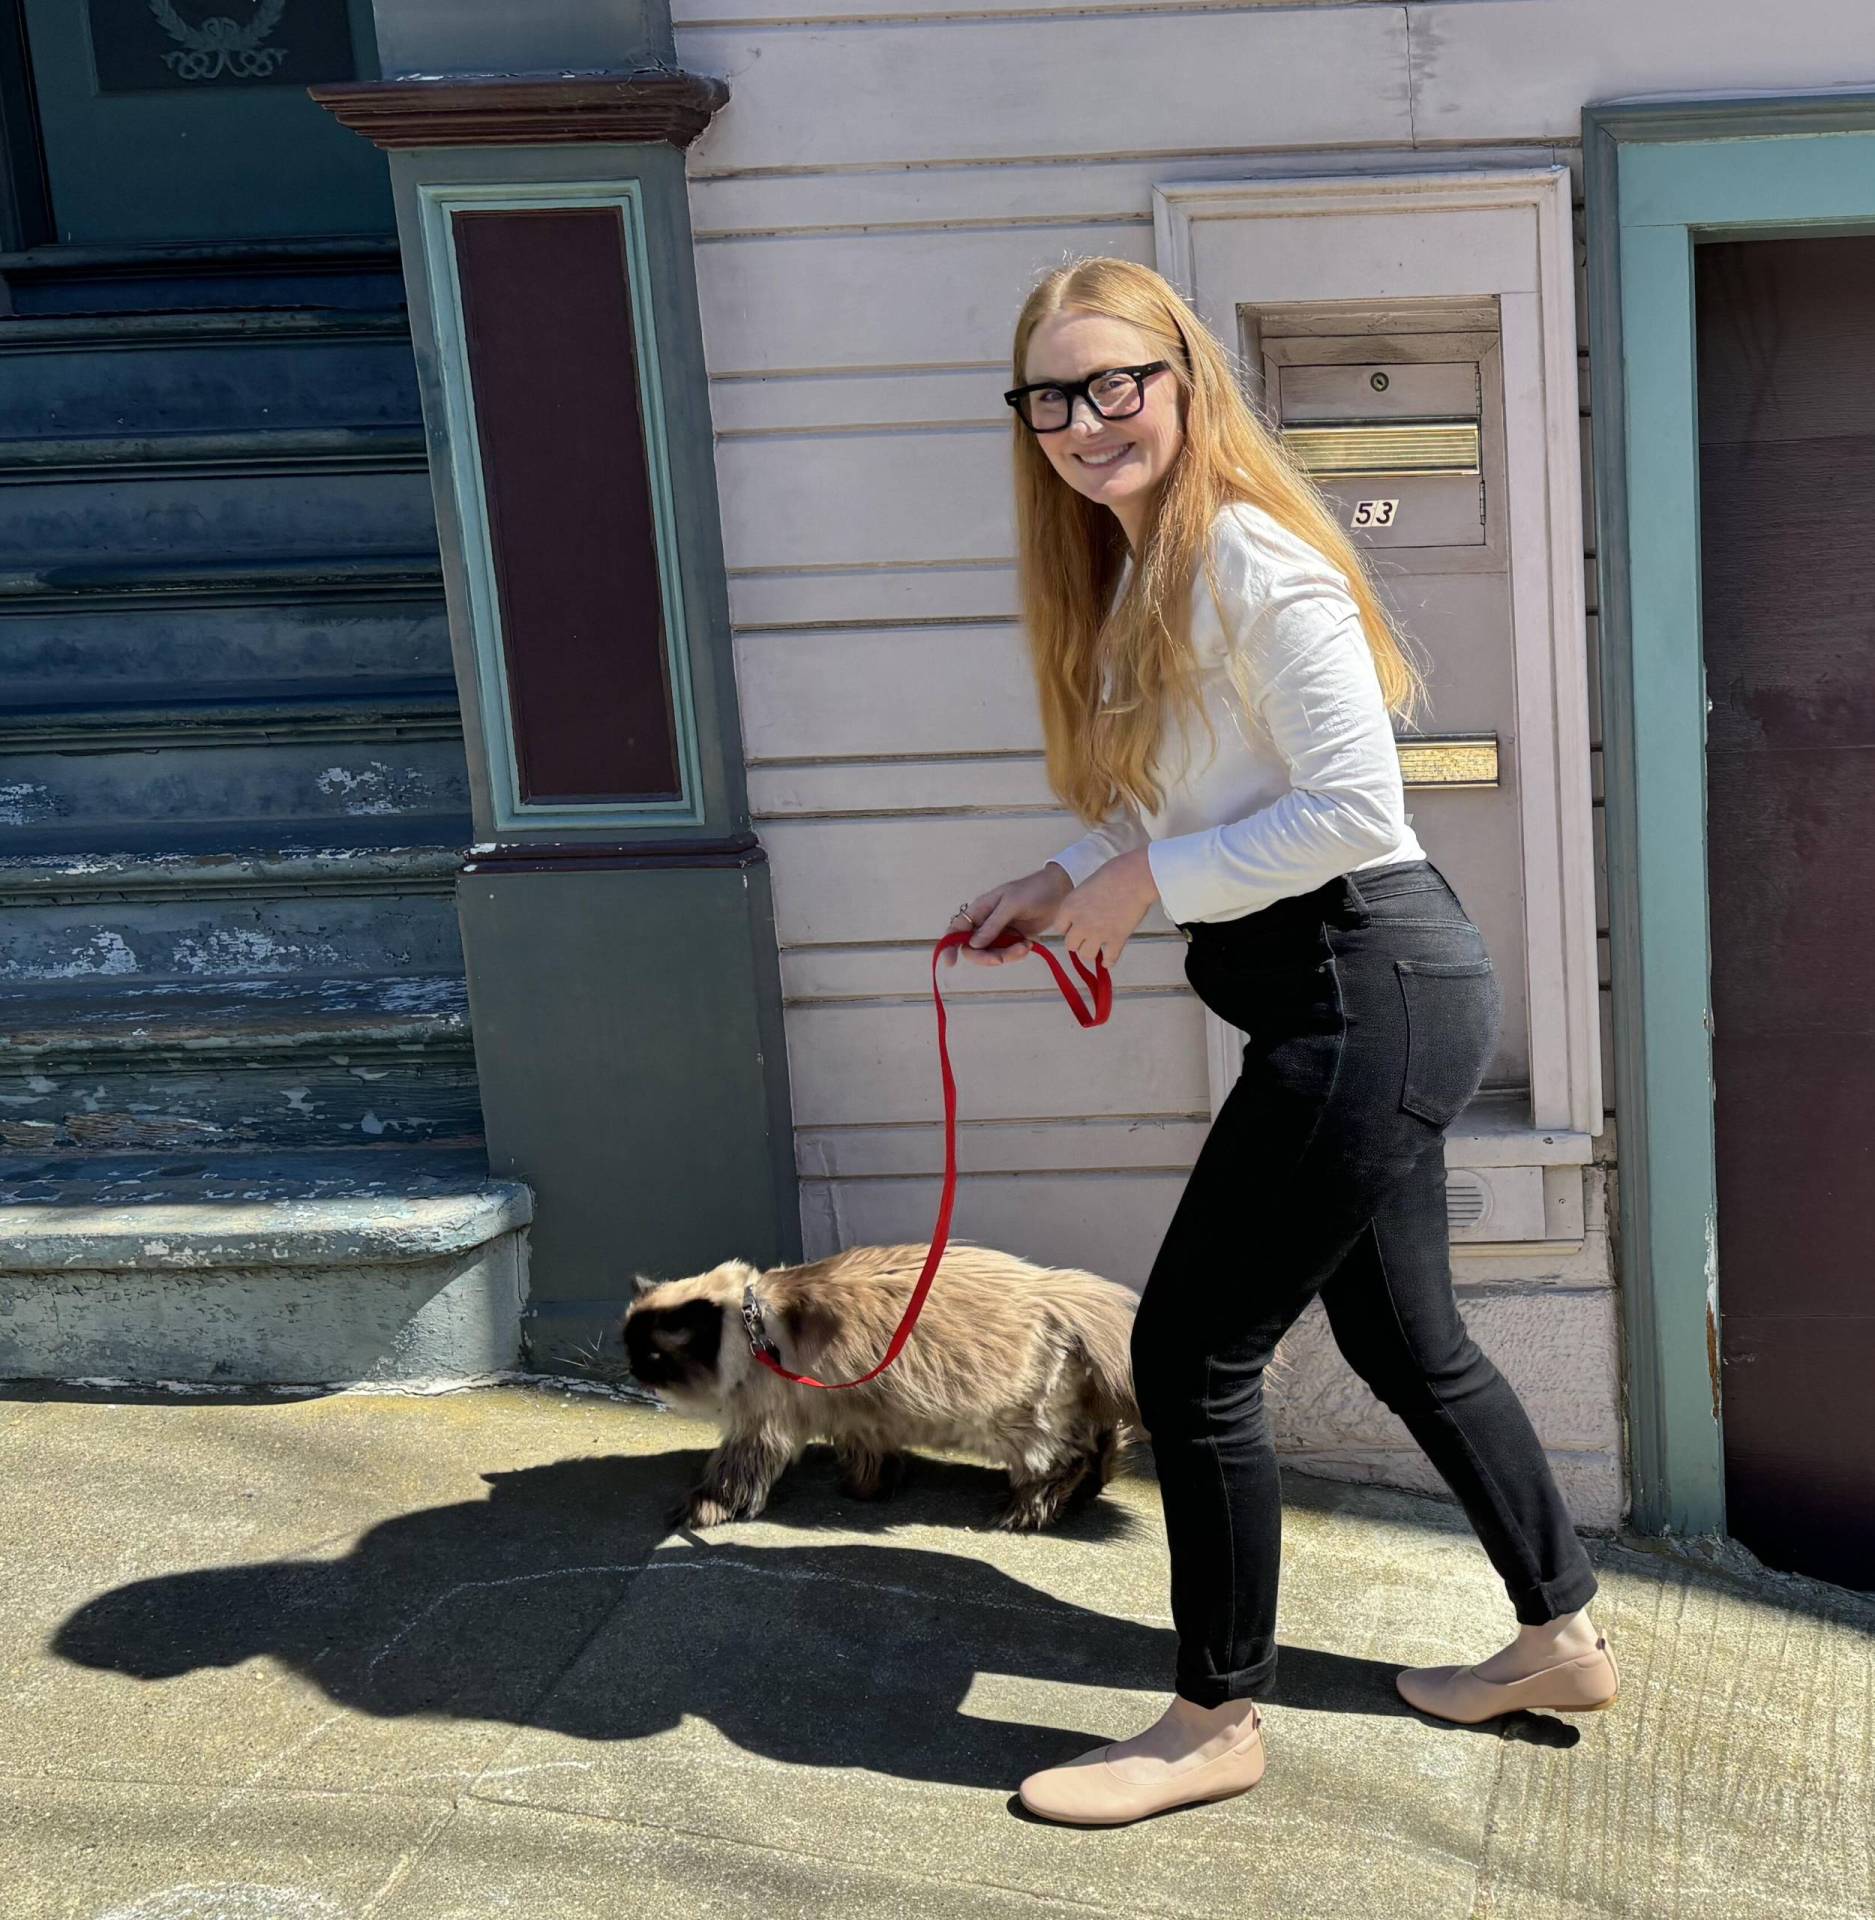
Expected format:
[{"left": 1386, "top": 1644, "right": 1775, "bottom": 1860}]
[{"left": 22, "top": 0, "right": 391, "bottom": 244}]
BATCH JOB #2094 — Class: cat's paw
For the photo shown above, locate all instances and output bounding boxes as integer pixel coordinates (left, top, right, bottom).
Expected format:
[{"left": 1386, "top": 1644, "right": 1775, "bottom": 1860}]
[
  {"left": 996, "top": 1467, "right": 1093, "bottom": 1532},
  {"left": 677, "top": 1489, "right": 744, "bottom": 1529},
  {"left": 994, "top": 1488, "right": 1055, "bottom": 1532}
]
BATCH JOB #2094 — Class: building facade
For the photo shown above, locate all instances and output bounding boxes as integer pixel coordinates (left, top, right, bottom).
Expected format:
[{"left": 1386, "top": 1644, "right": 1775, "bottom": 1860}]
[{"left": 2, "top": 0, "right": 1870, "bottom": 1589}]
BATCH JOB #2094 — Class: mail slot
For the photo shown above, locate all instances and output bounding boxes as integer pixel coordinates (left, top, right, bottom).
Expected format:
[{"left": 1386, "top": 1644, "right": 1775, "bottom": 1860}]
[{"left": 1268, "top": 337, "right": 1502, "bottom": 555}]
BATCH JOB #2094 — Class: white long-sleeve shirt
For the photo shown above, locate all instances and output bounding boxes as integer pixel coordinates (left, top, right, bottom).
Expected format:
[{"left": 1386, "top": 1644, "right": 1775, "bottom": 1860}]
[{"left": 1050, "top": 502, "right": 1423, "bottom": 926}]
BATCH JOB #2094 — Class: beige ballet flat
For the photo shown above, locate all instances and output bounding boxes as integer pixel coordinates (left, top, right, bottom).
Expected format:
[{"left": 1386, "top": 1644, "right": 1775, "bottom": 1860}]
[
  {"left": 1397, "top": 1635, "right": 1619, "bottom": 1725},
  {"left": 1018, "top": 1709, "right": 1265, "bottom": 1826}
]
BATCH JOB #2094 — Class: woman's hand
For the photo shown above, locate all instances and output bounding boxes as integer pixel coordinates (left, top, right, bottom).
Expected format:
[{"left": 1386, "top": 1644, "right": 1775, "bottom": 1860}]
[
  {"left": 1048, "top": 847, "right": 1161, "bottom": 970},
  {"left": 946, "top": 864, "right": 1073, "bottom": 967}
]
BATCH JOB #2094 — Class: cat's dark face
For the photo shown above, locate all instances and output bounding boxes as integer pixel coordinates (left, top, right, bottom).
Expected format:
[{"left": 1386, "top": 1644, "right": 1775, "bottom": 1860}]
[{"left": 622, "top": 1293, "right": 725, "bottom": 1402}]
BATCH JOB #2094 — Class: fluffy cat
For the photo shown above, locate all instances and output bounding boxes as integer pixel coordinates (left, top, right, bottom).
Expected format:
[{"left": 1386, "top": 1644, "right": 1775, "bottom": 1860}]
[{"left": 619, "top": 1242, "right": 1140, "bottom": 1531}]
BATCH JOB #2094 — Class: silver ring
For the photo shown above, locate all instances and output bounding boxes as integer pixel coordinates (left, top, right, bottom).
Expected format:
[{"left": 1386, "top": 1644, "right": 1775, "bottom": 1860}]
[{"left": 955, "top": 902, "right": 978, "bottom": 928}]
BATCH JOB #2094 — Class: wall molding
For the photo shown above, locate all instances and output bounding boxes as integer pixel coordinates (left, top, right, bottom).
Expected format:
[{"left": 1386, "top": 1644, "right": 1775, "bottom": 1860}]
[
  {"left": 311, "top": 73, "right": 728, "bottom": 152},
  {"left": 461, "top": 834, "right": 763, "bottom": 876},
  {"left": 415, "top": 177, "right": 706, "bottom": 834}
]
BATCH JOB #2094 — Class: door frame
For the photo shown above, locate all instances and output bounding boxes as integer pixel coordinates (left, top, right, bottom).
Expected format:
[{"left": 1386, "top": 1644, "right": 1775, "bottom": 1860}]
[{"left": 1584, "top": 93, "right": 1875, "bottom": 1538}]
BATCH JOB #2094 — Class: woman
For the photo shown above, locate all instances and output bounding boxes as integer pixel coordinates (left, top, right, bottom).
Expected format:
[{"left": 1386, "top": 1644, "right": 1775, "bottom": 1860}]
[{"left": 952, "top": 259, "right": 1615, "bottom": 1828}]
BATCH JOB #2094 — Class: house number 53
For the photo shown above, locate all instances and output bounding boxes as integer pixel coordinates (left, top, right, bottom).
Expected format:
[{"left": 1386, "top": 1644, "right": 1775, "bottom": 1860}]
[{"left": 1351, "top": 500, "right": 1399, "bottom": 528}]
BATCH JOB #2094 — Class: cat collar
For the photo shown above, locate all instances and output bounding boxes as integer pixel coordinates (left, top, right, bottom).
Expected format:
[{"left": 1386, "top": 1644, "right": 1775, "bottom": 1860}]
[{"left": 741, "top": 1280, "right": 782, "bottom": 1365}]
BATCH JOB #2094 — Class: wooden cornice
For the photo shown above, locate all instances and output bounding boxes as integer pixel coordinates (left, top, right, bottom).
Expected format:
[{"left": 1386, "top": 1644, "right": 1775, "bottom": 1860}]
[{"left": 310, "top": 71, "right": 728, "bottom": 152}]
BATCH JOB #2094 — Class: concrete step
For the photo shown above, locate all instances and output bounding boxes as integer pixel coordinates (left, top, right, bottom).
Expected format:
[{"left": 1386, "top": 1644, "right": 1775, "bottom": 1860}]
[
  {"left": 0, "top": 1144, "right": 530, "bottom": 1384},
  {"left": 0, "top": 973, "right": 480, "bottom": 1154},
  {"left": 0, "top": 845, "right": 466, "bottom": 986}
]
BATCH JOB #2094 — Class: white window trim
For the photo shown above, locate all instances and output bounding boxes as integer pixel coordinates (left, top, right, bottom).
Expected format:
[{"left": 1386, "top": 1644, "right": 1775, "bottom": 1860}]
[{"left": 1156, "top": 167, "right": 1602, "bottom": 1153}]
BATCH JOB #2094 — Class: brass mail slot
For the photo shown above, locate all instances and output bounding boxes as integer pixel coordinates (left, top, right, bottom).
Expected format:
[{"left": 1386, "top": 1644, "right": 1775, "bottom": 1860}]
[
  {"left": 1397, "top": 734, "right": 1499, "bottom": 789},
  {"left": 1281, "top": 420, "right": 1481, "bottom": 478}
]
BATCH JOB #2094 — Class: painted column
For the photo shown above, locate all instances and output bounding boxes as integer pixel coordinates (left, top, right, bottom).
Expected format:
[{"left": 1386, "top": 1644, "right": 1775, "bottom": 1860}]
[{"left": 314, "top": 59, "right": 799, "bottom": 1364}]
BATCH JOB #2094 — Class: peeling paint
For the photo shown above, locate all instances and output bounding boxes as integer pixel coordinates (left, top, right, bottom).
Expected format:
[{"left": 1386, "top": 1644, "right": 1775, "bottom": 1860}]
[
  {"left": 314, "top": 760, "right": 412, "bottom": 818},
  {"left": 171, "top": 929, "right": 295, "bottom": 977},
  {"left": 0, "top": 781, "right": 55, "bottom": 827},
  {"left": 29, "top": 930, "right": 141, "bottom": 981},
  {"left": 377, "top": 977, "right": 464, "bottom": 1013},
  {"left": 1705, "top": 1213, "right": 1723, "bottom": 1424}
]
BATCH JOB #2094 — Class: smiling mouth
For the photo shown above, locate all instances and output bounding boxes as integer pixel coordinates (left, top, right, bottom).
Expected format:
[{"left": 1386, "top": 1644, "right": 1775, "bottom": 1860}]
[{"left": 1076, "top": 444, "right": 1132, "bottom": 469}]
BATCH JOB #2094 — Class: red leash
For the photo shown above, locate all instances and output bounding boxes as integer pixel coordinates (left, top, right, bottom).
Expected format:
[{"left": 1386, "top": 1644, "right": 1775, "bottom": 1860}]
[{"left": 746, "top": 929, "right": 1113, "bottom": 1390}]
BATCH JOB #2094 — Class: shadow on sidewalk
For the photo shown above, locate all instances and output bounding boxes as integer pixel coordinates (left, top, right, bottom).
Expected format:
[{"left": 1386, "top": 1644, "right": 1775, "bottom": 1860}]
[{"left": 50, "top": 1443, "right": 1580, "bottom": 1789}]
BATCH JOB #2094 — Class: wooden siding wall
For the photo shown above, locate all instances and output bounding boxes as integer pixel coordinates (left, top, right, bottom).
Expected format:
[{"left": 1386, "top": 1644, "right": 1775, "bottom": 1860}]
[{"left": 675, "top": 0, "right": 1875, "bottom": 1528}]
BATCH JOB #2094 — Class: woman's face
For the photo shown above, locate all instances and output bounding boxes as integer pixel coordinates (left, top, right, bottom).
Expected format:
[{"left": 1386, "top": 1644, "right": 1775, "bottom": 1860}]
[{"left": 1021, "top": 310, "right": 1184, "bottom": 543}]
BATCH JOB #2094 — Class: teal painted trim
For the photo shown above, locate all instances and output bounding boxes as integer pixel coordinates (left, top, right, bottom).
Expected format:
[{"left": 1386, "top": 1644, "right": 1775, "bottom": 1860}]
[
  {"left": 416, "top": 177, "right": 705, "bottom": 835},
  {"left": 1614, "top": 218, "right": 1724, "bottom": 1536},
  {"left": 618, "top": 176, "right": 706, "bottom": 830},
  {"left": 1621, "top": 134, "right": 1875, "bottom": 230},
  {"left": 1584, "top": 94, "right": 1875, "bottom": 1539}
]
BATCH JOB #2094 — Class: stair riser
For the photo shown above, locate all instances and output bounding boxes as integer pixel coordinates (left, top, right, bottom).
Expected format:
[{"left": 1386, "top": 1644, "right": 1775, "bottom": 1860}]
[
  {"left": 0, "top": 739, "right": 470, "bottom": 837},
  {"left": 0, "top": 1238, "right": 525, "bottom": 1385},
  {"left": 0, "top": 470, "right": 436, "bottom": 567},
  {"left": 0, "top": 1054, "right": 482, "bottom": 1154},
  {"left": 0, "top": 600, "right": 451, "bottom": 708},
  {"left": 1, "top": 893, "right": 465, "bottom": 985},
  {"left": 0, "top": 340, "right": 419, "bottom": 439}
]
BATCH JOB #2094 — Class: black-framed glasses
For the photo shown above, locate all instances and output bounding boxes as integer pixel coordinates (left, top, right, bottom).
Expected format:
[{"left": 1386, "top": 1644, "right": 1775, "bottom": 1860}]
[{"left": 1004, "top": 362, "right": 1170, "bottom": 433}]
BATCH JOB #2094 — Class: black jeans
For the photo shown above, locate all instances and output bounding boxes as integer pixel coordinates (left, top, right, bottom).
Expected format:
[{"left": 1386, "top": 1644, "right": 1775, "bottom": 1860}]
[{"left": 1132, "top": 861, "right": 1599, "bottom": 1705}]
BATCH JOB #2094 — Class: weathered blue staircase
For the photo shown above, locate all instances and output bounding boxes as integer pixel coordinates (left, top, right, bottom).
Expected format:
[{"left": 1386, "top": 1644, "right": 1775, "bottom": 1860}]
[{"left": 0, "top": 242, "right": 527, "bottom": 1384}]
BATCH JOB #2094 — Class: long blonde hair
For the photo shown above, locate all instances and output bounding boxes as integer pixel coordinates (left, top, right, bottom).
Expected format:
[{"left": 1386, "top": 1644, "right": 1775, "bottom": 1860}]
[{"left": 1012, "top": 257, "right": 1421, "bottom": 824}]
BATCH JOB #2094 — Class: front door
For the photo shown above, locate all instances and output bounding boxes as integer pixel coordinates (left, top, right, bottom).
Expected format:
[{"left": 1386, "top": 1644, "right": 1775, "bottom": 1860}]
[{"left": 1698, "top": 234, "right": 1875, "bottom": 1590}]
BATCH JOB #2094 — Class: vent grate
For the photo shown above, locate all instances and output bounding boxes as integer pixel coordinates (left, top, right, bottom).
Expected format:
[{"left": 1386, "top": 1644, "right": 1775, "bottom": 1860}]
[{"left": 1446, "top": 1172, "right": 1491, "bottom": 1233}]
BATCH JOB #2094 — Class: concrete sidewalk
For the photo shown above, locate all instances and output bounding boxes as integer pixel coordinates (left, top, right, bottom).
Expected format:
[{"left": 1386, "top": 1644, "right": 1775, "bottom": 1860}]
[{"left": 2, "top": 1383, "right": 1868, "bottom": 1920}]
